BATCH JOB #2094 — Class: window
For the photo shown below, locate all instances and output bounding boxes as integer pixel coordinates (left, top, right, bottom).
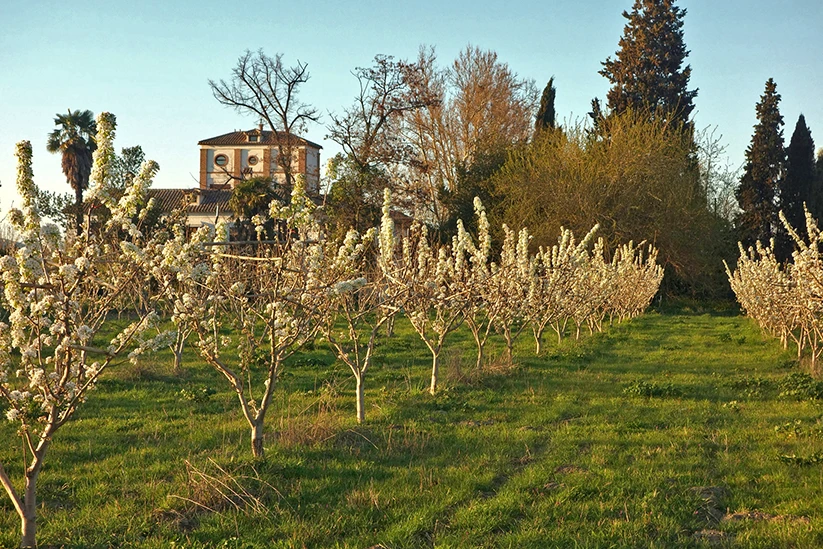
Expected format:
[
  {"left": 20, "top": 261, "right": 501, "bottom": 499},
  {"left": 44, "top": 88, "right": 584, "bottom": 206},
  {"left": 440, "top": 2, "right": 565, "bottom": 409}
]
[
  {"left": 247, "top": 155, "right": 259, "bottom": 166},
  {"left": 249, "top": 134, "right": 259, "bottom": 143},
  {"left": 214, "top": 154, "right": 228, "bottom": 167}
]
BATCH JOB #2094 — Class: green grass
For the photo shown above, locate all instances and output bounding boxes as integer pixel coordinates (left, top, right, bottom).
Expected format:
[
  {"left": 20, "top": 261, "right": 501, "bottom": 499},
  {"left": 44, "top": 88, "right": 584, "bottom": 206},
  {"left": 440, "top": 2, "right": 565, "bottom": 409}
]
[{"left": 2, "top": 307, "right": 823, "bottom": 548}]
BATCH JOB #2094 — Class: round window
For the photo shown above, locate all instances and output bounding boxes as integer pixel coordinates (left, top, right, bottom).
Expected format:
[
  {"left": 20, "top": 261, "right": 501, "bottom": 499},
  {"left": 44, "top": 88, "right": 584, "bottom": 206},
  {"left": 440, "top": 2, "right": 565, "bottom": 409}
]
[
  {"left": 248, "top": 155, "right": 259, "bottom": 166},
  {"left": 214, "top": 154, "right": 229, "bottom": 167}
]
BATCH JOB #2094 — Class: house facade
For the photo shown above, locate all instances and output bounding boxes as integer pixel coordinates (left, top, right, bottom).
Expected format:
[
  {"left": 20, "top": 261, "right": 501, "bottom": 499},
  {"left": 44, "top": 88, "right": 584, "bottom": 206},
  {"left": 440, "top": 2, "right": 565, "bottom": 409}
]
[{"left": 198, "top": 125, "right": 322, "bottom": 193}]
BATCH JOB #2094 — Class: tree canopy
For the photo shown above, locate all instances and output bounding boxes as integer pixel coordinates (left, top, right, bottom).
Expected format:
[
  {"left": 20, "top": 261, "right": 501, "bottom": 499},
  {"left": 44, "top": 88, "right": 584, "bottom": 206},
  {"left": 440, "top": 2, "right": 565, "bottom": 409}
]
[
  {"left": 599, "top": 0, "right": 697, "bottom": 126},
  {"left": 735, "top": 78, "right": 785, "bottom": 250},
  {"left": 492, "top": 110, "right": 726, "bottom": 293}
]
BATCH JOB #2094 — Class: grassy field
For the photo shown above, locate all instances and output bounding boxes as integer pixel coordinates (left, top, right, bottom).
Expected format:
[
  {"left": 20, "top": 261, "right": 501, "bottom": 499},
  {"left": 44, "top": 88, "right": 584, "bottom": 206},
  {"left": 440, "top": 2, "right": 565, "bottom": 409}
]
[{"left": 2, "top": 304, "right": 822, "bottom": 548}]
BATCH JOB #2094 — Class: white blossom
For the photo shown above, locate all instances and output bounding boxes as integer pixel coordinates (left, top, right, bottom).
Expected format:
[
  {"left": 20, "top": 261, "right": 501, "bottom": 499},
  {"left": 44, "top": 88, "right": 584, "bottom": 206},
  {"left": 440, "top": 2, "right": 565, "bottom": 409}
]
[
  {"left": 76, "top": 325, "right": 93, "bottom": 341},
  {"left": 332, "top": 277, "right": 367, "bottom": 295}
]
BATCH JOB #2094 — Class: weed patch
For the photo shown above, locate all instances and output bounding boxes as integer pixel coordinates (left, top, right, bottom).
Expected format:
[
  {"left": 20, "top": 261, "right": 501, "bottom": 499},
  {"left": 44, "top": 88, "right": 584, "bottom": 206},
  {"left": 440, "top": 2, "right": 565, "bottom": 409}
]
[
  {"left": 777, "top": 452, "right": 823, "bottom": 466},
  {"left": 778, "top": 372, "right": 823, "bottom": 400},
  {"left": 178, "top": 386, "right": 217, "bottom": 403},
  {"left": 729, "top": 376, "right": 773, "bottom": 399},
  {"left": 623, "top": 379, "right": 682, "bottom": 398},
  {"left": 773, "top": 419, "right": 823, "bottom": 440},
  {"left": 169, "top": 459, "right": 280, "bottom": 518}
]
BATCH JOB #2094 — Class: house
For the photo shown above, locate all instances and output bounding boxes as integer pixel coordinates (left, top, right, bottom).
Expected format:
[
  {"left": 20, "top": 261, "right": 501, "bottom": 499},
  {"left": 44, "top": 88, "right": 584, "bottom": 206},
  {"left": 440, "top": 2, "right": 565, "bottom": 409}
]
[
  {"left": 145, "top": 127, "right": 409, "bottom": 239},
  {"left": 143, "top": 127, "right": 323, "bottom": 230},
  {"left": 198, "top": 125, "right": 322, "bottom": 193}
]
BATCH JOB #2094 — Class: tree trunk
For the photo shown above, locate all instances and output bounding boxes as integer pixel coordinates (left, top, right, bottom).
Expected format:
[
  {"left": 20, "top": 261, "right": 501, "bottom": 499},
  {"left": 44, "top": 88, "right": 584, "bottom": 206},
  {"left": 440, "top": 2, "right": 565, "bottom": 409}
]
[
  {"left": 355, "top": 375, "right": 365, "bottom": 424},
  {"left": 504, "top": 329, "right": 513, "bottom": 363},
  {"left": 553, "top": 322, "right": 563, "bottom": 345},
  {"left": 74, "top": 186, "right": 84, "bottom": 236},
  {"left": 0, "top": 465, "right": 38, "bottom": 548},
  {"left": 467, "top": 318, "right": 484, "bottom": 370},
  {"left": 429, "top": 352, "right": 440, "bottom": 396},
  {"left": 533, "top": 327, "right": 543, "bottom": 356},
  {"left": 173, "top": 349, "right": 183, "bottom": 376},
  {"left": 251, "top": 421, "right": 264, "bottom": 459},
  {"left": 18, "top": 435, "right": 50, "bottom": 549},
  {"left": 21, "top": 472, "right": 37, "bottom": 548},
  {"left": 172, "top": 330, "right": 186, "bottom": 375}
]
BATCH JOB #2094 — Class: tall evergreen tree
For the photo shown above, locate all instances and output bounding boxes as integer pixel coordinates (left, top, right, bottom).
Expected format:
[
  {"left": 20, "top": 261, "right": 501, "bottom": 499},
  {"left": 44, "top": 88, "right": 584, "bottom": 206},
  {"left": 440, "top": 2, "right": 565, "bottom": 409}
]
[
  {"left": 806, "top": 149, "right": 823, "bottom": 224},
  {"left": 735, "top": 79, "right": 785, "bottom": 249},
  {"left": 599, "top": 0, "right": 697, "bottom": 126},
  {"left": 817, "top": 150, "right": 823, "bottom": 181},
  {"left": 535, "top": 77, "right": 557, "bottom": 132},
  {"left": 780, "top": 114, "right": 816, "bottom": 243},
  {"left": 812, "top": 149, "right": 823, "bottom": 223}
]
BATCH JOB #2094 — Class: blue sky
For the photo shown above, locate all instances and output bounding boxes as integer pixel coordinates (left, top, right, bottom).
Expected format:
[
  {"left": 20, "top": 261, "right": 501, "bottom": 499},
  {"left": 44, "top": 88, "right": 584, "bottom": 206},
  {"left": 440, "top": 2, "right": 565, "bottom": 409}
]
[{"left": 2, "top": 0, "right": 822, "bottom": 216}]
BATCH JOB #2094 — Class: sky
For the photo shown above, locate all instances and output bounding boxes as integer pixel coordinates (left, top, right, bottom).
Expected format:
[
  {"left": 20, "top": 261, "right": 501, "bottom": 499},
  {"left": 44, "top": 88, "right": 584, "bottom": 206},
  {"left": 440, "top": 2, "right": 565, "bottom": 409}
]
[{"left": 1, "top": 0, "right": 822, "bottom": 219}]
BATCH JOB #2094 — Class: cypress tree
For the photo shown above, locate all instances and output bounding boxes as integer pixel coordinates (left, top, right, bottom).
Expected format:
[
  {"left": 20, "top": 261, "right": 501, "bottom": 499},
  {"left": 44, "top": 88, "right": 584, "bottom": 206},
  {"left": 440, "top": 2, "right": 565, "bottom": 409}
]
[
  {"left": 780, "top": 114, "right": 816, "bottom": 243},
  {"left": 811, "top": 149, "right": 823, "bottom": 223},
  {"left": 599, "top": 0, "right": 697, "bottom": 126},
  {"left": 735, "top": 78, "right": 785, "bottom": 249},
  {"left": 535, "top": 77, "right": 557, "bottom": 132},
  {"left": 587, "top": 98, "right": 605, "bottom": 137}
]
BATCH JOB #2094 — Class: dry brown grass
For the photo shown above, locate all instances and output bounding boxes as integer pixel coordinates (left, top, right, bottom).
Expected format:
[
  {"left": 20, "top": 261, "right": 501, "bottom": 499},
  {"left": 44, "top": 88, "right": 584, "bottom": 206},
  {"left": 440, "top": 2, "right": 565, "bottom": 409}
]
[
  {"left": 171, "top": 459, "right": 280, "bottom": 516},
  {"left": 444, "top": 349, "right": 517, "bottom": 386},
  {"left": 274, "top": 381, "right": 342, "bottom": 448}
]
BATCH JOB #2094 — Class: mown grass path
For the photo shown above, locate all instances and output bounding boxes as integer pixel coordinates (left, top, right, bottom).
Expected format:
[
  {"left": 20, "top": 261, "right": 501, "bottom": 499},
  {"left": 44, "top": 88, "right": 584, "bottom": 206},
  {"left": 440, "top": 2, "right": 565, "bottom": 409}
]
[{"left": 1, "top": 308, "right": 822, "bottom": 548}]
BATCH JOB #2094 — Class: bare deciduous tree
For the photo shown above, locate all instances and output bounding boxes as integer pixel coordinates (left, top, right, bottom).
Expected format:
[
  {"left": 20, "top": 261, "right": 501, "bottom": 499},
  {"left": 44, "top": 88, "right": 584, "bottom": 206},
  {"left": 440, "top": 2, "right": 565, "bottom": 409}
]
[
  {"left": 210, "top": 50, "right": 320, "bottom": 187},
  {"left": 328, "top": 55, "right": 434, "bottom": 173},
  {"left": 402, "top": 45, "right": 538, "bottom": 223},
  {"left": 325, "top": 55, "right": 438, "bottom": 236}
]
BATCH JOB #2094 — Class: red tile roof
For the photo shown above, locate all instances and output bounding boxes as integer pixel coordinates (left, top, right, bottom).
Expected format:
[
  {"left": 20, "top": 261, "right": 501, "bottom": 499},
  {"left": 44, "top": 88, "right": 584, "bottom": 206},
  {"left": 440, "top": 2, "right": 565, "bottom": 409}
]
[
  {"left": 198, "top": 129, "right": 322, "bottom": 149},
  {"left": 147, "top": 188, "right": 232, "bottom": 215},
  {"left": 147, "top": 187, "right": 322, "bottom": 216}
]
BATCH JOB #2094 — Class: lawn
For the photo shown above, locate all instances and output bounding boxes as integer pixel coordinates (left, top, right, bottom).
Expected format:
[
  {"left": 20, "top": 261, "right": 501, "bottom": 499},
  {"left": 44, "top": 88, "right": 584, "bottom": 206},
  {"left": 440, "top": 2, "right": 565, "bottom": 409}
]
[{"left": 1, "top": 305, "right": 821, "bottom": 548}]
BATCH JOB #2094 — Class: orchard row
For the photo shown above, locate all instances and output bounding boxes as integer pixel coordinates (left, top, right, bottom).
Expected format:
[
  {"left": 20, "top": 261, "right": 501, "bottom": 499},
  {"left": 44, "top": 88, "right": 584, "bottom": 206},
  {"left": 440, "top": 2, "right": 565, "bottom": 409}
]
[
  {"left": 0, "top": 113, "right": 662, "bottom": 545},
  {"left": 728, "top": 209, "right": 823, "bottom": 370}
]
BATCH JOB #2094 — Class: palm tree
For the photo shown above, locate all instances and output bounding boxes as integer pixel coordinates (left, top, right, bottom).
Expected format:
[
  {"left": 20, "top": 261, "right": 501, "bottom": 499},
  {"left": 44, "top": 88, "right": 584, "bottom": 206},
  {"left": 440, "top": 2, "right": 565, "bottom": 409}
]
[
  {"left": 228, "top": 176, "right": 280, "bottom": 241},
  {"left": 46, "top": 109, "right": 97, "bottom": 233}
]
